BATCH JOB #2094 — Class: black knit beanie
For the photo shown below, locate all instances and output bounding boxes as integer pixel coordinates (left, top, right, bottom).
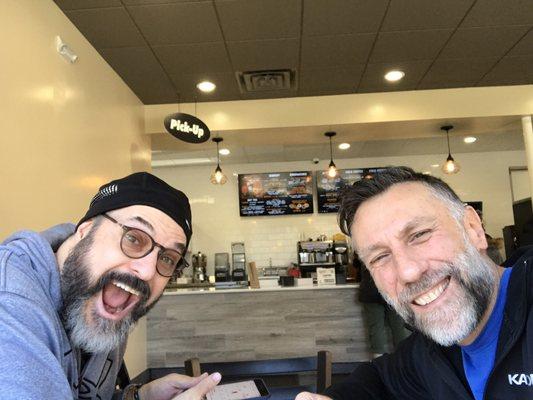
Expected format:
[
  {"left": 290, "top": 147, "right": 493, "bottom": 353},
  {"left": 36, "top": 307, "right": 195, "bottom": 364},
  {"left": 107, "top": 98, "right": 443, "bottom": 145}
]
[{"left": 78, "top": 172, "right": 192, "bottom": 248}]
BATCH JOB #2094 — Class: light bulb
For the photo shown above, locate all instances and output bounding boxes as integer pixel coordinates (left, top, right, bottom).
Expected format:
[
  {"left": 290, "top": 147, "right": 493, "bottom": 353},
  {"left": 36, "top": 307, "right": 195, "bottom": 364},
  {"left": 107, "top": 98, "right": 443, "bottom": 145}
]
[
  {"left": 210, "top": 165, "right": 227, "bottom": 185},
  {"left": 442, "top": 156, "right": 460, "bottom": 174},
  {"left": 328, "top": 164, "right": 337, "bottom": 178},
  {"left": 215, "top": 170, "right": 223, "bottom": 183}
]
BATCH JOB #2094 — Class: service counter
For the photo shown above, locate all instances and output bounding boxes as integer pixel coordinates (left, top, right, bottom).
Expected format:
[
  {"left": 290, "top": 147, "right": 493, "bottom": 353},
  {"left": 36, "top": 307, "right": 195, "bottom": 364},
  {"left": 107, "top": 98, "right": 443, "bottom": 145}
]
[{"left": 147, "top": 284, "right": 371, "bottom": 368}]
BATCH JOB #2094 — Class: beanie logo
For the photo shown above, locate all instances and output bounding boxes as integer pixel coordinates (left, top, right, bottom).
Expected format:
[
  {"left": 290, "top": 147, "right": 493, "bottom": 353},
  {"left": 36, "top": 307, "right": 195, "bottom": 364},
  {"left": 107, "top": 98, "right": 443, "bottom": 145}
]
[{"left": 90, "top": 184, "right": 118, "bottom": 206}]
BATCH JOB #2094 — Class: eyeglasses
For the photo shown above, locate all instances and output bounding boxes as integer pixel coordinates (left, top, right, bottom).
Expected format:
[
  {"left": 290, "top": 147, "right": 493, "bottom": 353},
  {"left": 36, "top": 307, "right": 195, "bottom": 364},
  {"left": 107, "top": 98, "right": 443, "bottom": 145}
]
[{"left": 102, "top": 214, "right": 188, "bottom": 278}]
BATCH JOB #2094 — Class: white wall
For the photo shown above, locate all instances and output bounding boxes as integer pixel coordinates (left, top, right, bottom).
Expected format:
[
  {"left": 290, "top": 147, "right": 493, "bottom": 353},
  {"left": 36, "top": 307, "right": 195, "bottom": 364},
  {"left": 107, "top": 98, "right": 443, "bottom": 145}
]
[{"left": 154, "top": 150, "right": 527, "bottom": 273}]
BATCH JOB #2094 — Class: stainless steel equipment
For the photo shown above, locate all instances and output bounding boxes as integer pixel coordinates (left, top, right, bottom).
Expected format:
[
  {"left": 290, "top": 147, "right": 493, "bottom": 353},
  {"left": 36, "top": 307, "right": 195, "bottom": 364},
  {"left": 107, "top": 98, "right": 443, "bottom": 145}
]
[
  {"left": 231, "top": 242, "right": 247, "bottom": 282},
  {"left": 191, "top": 252, "right": 207, "bottom": 283},
  {"left": 297, "top": 240, "right": 335, "bottom": 279},
  {"left": 214, "top": 252, "right": 230, "bottom": 282},
  {"left": 333, "top": 241, "right": 349, "bottom": 265}
]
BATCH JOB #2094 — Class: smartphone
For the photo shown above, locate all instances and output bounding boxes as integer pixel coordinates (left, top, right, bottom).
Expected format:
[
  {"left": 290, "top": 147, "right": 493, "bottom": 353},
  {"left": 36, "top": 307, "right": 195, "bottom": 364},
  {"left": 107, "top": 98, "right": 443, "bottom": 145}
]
[{"left": 206, "top": 378, "right": 270, "bottom": 400}]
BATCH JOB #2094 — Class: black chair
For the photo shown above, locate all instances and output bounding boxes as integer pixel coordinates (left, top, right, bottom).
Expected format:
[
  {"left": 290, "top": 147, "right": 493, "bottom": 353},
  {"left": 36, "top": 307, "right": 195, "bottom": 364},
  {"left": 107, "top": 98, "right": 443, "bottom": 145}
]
[{"left": 184, "top": 351, "right": 332, "bottom": 396}]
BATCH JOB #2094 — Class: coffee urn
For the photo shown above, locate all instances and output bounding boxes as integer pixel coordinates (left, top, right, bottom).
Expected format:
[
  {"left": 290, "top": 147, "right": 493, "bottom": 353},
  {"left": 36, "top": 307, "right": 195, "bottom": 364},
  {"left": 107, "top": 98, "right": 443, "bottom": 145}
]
[{"left": 191, "top": 252, "right": 207, "bottom": 283}]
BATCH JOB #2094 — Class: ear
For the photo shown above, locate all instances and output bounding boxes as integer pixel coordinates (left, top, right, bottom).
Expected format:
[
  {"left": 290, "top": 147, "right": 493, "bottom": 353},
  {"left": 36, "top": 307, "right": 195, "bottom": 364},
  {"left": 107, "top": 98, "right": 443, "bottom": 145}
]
[
  {"left": 76, "top": 219, "right": 94, "bottom": 240},
  {"left": 462, "top": 206, "right": 488, "bottom": 251}
]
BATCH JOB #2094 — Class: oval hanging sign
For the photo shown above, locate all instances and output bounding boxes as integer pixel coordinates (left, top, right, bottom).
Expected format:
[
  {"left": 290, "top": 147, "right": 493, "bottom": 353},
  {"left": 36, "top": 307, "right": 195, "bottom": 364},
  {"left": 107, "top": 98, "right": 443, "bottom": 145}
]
[{"left": 164, "top": 113, "right": 210, "bottom": 143}]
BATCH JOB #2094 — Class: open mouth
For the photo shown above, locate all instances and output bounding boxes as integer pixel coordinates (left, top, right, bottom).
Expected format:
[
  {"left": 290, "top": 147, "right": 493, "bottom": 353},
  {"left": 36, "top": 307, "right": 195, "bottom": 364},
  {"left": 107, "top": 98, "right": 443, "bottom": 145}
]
[
  {"left": 97, "top": 280, "right": 142, "bottom": 321},
  {"left": 412, "top": 276, "right": 451, "bottom": 307}
]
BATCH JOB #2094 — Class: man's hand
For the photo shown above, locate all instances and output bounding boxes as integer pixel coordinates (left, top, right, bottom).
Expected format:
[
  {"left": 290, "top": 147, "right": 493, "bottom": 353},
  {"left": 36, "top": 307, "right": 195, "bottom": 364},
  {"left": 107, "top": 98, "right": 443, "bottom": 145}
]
[
  {"left": 295, "top": 392, "right": 332, "bottom": 400},
  {"left": 139, "top": 372, "right": 222, "bottom": 400}
]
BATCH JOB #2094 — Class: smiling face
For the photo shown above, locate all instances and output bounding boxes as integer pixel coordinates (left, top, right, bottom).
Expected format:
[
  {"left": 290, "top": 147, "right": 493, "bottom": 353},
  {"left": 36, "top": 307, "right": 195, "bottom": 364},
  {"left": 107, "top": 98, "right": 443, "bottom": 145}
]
[
  {"left": 352, "top": 182, "right": 498, "bottom": 346},
  {"left": 59, "top": 205, "right": 187, "bottom": 353}
]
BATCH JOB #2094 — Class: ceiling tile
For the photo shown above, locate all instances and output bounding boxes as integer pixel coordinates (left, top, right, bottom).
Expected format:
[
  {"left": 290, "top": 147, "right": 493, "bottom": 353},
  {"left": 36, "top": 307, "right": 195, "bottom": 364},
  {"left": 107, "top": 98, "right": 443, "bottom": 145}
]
[
  {"left": 299, "top": 66, "right": 364, "bottom": 92},
  {"left": 99, "top": 46, "right": 179, "bottom": 104},
  {"left": 439, "top": 26, "right": 531, "bottom": 59},
  {"left": 301, "top": 34, "right": 375, "bottom": 70},
  {"left": 419, "top": 57, "right": 497, "bottom": 87},
  {"left": 154, "top": 42, "right": 232, "bottom": 75},
  {"left": 479, "top": 55, "right": 533, "bottom": 86},
  {"left": 227, "top": 39, "right": 299, "bottom": 71},
  {"left": 168, "top": 72, "right": 241, "bottom": 103},
  {"left": 54, "top": 0, "right": 121, "bottom": 9},
  {"left": 65, "top": 7, "right": 145, "bottom": 48},
  {"left": 369, "top": 29, "right": 453, "bottom": 63},
  {"left": 215, "top": 0, "right": 301, "bottom": 41},
  {"left": 381, "top": 0, "right": 474, "bottom": 32},
  {"left": 461, "top": 0, "right": 533, "bottom": 27},
  {"left": 507, "top": 28, "right": 533, "bottom": 57},
  {"left": 302, "top": 0, "right": 388, "bottom": 36},
  {"left": 358, "top": 60, "right": 432, "bottom": 92},
  {"left": 127, "top": 2, "right": 222, "bottom": 45}
]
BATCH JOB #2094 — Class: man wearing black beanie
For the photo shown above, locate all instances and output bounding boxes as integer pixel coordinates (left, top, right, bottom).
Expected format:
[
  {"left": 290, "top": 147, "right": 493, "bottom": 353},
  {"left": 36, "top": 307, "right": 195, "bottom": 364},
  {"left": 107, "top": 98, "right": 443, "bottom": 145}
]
[{"left": 0, "top": 172, "right": 221, "bottom": 399}]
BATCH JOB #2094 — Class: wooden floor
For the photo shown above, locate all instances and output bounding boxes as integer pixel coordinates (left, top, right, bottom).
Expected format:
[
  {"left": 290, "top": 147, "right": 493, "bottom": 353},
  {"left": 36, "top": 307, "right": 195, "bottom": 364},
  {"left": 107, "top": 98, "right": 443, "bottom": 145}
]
[{"left": 147, "top": 287, "right": 392, "bottom": 367}]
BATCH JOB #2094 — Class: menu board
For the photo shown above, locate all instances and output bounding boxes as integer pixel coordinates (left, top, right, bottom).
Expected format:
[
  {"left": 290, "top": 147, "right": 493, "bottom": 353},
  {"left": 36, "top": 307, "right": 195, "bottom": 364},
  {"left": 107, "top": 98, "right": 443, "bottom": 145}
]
[
  {"left": 239, "top": 171, "right": 314, "bottom": 216},
  {"left": 317, "top": 168, "right": 384, "bottom": 213}
]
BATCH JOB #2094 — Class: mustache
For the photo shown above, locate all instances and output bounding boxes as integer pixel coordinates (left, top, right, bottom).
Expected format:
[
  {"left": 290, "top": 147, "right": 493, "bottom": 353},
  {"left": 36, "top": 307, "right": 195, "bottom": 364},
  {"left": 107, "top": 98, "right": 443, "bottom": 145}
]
[
  {"left": 87, "top": 270, "right": 151, "bottom": 302},
  {"left": 398, "top": 263, "right": 458, "bottom": 304}
]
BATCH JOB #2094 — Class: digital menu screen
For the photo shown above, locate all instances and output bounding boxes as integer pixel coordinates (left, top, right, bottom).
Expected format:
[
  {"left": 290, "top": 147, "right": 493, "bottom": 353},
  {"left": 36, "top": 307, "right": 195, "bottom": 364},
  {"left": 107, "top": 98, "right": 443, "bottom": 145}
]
[
  {"left": 239, "top": 171, "right": 314, "bottom": 216},
  {"left": 317, "top": 168, "right": 384, "bottom": 213}
]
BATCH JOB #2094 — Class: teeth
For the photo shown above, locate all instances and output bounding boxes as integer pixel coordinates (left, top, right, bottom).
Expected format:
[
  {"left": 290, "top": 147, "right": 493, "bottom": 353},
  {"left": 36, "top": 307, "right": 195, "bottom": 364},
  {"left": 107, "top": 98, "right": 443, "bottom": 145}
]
[
  {"left": 113, "top": 281, "right": 141, "bottom": 297},
  {"left": 413, "top": 279, "right": 448, "bottom": 306}
]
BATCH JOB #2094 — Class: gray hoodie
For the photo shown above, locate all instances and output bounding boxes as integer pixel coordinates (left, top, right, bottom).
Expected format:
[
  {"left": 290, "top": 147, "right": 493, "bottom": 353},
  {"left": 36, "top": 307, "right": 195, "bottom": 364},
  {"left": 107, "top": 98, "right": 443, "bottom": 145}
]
[{"left": 0, "top": 224, "right": 125, "bottom": 399}]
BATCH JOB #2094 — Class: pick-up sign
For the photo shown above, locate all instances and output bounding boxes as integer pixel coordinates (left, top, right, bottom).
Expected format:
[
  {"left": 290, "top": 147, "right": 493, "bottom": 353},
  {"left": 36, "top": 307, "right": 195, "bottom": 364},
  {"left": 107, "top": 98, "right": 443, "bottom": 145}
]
[{"left": 164, "top": 113, "right": 210, "bottom": 143}]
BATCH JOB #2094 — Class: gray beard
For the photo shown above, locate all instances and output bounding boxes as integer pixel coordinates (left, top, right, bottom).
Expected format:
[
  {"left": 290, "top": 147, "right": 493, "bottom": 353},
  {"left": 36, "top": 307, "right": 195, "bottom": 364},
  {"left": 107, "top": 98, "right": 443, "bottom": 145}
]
[
  {"left": 59, "top": 229, "right": 160, "bottom": 353},
  {"left": 381, "top": 240, "right": 497, "bottom": 346}
]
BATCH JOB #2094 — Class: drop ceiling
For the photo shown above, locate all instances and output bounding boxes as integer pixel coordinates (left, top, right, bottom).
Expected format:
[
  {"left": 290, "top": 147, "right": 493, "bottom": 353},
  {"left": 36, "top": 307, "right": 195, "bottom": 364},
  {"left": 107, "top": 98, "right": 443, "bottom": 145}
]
[{"left": 54, "top": 0, "right": 533, "bottom": 104}]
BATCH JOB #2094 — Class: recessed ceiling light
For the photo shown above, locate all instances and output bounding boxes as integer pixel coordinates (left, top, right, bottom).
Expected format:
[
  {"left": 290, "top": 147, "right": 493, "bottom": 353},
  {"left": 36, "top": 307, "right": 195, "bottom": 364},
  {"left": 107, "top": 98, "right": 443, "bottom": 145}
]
[
  {"left": 196, "top": 81, "right": 216, "bottom": 92},
  {"left": 464, "top": 136, "right": 477, "bottom": 144},
  {"left": 431, "top": 164, "right": 440, "bottom": 168},
  {"left": 384, "top": 70, "right": 405, "bottom": 82},
  {"left": 219, "top": 148, "right": 230, "bottom": 155},
  {"left": 423, "top": 171, "right": 431, "bottom": 175},
  {"left": 338, "top": 143, "right": 351, "bottom": 150}
]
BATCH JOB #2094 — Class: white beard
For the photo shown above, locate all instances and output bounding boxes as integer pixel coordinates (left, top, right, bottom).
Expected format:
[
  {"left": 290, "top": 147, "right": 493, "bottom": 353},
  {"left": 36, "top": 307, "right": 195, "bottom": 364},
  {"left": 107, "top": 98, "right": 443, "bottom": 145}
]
[{"left": 382, "top": 241, "right": 497, "bottom": 346}]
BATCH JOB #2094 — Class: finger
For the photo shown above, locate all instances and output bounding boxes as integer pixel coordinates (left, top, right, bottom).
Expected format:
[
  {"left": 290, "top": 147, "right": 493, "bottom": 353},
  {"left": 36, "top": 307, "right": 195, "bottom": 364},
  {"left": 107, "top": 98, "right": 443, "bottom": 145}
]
[
  {"left": 176, "top": 373, "right": 210, "bottom": 389},
  {"left": 156, "top": 372, "right": 208, "bottom": 392},
  {"left": 182, "top": 372, "right": 222, "bottom": 399},
  {"left": 295, "top": 392, "right": 331, "bottom": 400}
]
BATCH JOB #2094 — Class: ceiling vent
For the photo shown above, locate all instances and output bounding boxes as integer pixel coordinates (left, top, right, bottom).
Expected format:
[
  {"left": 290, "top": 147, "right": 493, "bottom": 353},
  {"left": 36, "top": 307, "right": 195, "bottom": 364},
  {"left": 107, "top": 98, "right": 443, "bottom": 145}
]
[{"left": 236, "top": 69, "right": 296, "bottom": 93}]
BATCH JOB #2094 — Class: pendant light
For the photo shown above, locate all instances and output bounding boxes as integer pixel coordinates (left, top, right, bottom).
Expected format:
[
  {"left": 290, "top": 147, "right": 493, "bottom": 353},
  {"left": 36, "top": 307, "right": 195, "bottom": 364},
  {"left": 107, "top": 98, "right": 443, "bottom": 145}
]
[
  {"left": 325, "top": 131, "right": 337, "bottom": 178},
  {"left": 441, "top": 125, "right": 460, "bottom": 174},
  {"left": 210, "top": 137, "right": 227, "bottom": 185}
]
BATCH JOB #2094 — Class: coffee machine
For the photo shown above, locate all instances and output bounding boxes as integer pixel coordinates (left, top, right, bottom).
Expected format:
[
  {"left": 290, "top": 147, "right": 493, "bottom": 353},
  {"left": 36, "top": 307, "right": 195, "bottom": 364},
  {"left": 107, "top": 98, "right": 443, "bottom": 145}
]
[
  {"left": 231, "top": 242, "right": 247, "bottom": 282},
  {"left": 191, "top": 252, "right": 207, "bottom": 283},
  {"left": 214, "top": 252, "right": 230, "bottom": 282},
  {"left": 333, "top": 241, "right": 349, "bottom": 284},
  {"left": 333, "top": 241, "right": 349, "bottom": 266}
]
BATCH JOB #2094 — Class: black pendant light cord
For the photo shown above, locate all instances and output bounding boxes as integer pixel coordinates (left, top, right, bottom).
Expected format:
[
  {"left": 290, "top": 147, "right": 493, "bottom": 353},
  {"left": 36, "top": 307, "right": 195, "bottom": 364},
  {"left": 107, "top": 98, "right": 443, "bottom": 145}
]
[
  {"left": 441, "top": 125, "right": 454, "bottom": 156},
  {"left": 329, "top": 135, "right": 334, "bottom": 162},
  {"left": 325, "top": 131, "right": 337, "bottom": 168}
]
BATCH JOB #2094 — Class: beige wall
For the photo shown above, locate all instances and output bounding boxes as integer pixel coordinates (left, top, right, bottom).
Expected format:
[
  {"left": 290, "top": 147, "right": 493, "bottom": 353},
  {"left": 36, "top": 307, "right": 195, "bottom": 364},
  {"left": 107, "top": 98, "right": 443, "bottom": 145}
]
[
  {"left": 154, "top": 149, "right": 526, "bottom": 272},
  {"left": 0, "top": 0, "right": 149, "bottom": 377},
  {"left": 0, "top": 0, "right": 150, "bottom": 239}
]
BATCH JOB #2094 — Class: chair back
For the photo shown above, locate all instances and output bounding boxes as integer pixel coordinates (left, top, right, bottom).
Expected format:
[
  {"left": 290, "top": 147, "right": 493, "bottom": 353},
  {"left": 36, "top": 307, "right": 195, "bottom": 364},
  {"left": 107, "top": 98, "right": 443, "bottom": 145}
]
[{"left": 185, "top": 351, "right": 332, "bottom": 393}]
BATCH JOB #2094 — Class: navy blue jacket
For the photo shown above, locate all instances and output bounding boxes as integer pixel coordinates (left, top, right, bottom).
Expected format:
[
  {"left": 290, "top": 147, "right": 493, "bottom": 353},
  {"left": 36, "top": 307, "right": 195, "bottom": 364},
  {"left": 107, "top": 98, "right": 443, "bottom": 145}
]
[{"left": 324, "top": 249, "right": 533, "bottom": 399}]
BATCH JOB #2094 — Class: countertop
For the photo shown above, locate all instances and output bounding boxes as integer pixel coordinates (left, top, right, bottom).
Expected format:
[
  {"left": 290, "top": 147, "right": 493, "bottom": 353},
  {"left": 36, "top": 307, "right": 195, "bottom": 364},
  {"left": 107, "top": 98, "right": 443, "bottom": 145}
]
[{"left": 163, "top": 282, "right": 358, "bottom": 295}]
